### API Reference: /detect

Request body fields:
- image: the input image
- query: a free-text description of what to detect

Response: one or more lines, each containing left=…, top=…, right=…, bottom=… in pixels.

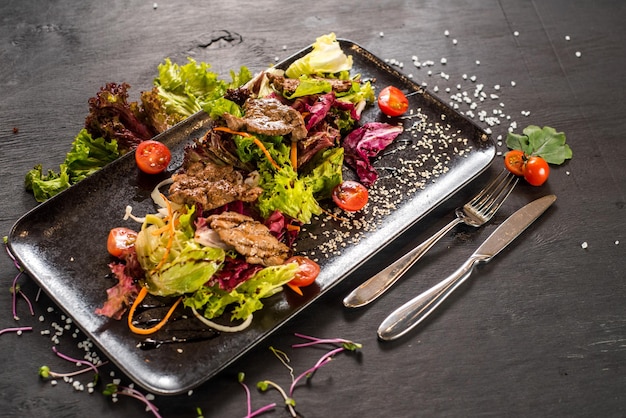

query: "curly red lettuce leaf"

left=342, top=122, right=403, bottom=187
left=95, top=262, right=140, bottom=320
left=85, top=82, right=156, bottom=151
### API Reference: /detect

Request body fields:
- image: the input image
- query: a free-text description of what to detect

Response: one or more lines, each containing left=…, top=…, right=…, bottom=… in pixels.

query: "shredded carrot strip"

left=290, top=141, right=298, bottom=171
left=127, top=287, right=183, bottom=335
left=151, top=194, right=175, bottom=273
left=287, top=283, right=303, bottom=296
left=286, top=224, right=301, bottom=233
left=213, top=126, right=281, bottom=170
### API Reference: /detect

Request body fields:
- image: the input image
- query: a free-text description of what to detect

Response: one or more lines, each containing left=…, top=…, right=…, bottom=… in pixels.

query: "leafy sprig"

left=506, top=125, right=572, bottom=164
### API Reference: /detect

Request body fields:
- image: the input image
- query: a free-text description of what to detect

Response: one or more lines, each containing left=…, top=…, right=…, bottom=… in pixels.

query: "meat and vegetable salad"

left=94, top=33, right=404, bottom=334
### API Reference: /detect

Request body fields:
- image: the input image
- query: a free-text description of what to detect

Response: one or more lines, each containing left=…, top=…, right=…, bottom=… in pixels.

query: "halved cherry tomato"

left=331, top=180, right=369, bottom=212
left=135, top=140, right=171, bottom=174
left=287, top=256, right=320, bottom=288
left=107, top=227, right=138, bottom=258
left=523, top=156, right=550, bottom=186
left=377, top=86, right=409, bottom=117
left=504, top=150, right=526, bottom=176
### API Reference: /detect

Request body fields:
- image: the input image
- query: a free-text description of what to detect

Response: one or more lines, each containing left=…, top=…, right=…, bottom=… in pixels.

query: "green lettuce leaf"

left=336, top=79, right=376, bottom=106
left=284, top=76, right=332, bottom=99
left=25, top=164, right=71, bottom=203
left=154, top=58, right=252, bottom=119
left=65, top=129, right=120, bottom=182
left=202, top=97, right=242, bottom=120
left=135, top=207, right=226, bottom=297
left=24, top=129, right=119, bottom=202
left=243, top=136, right=323, bottom=223
left=285, top=33, right=353, bottom=78
left=302, top=147, right=344, bottom=199
left=183, top=263, right=298, bottom=321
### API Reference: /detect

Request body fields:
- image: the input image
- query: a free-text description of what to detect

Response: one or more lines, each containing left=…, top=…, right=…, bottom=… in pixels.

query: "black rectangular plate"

left=8, top=40, right=495, bottom=395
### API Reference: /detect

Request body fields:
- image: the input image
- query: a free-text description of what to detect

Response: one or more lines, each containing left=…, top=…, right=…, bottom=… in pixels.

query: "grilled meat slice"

left=207, top=212, right=290, bottom=266
left=222, top=97, right=307, bottom=141
left=168, top=160, right=262, bottom=211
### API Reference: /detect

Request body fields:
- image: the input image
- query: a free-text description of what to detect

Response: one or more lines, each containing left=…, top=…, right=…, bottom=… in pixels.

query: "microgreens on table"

left=0, top=326, right=32, bottom=336
left=103, top=383, right=161, bottom=418
left=39, top=346, right=106, bottom=386
left=238, top=372, right=277, bottom=418
left=4, top=236, right=34, bottom=321
left=254, top=333, right=362, bottom=417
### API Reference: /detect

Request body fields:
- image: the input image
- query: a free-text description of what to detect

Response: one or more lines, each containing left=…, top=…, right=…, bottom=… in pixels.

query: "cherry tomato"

left=504, top=150, right=526, bottom=176
left=331, top=180, right=369, bottom=212
left=107, top=227, right=138, bottom=257
left=286, top=256, right=320, bottom=288
left=135, top=140, right=171, bottom=174
left=523, top=156, right=550, bottom=186
left=377, top=86, right=409, bottom=117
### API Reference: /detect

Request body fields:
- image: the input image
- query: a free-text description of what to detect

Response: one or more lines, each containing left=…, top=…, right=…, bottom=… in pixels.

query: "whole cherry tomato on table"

left=332, top=180, right=369, bottom=212
left=523, top=156, right=550, bottom=186
left=135, top=140, right=172, bottom=174
left=377, top=86, right=409, bottom=117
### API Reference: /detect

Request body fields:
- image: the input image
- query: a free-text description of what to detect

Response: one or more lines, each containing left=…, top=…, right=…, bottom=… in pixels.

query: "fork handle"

left=377, top=254, right=484, bottom=341
left=343, top=217, right=462, bottom=308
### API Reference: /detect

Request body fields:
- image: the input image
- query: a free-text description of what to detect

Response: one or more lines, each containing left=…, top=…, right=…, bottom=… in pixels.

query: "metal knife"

left=377, top=194, right=556, bottom=341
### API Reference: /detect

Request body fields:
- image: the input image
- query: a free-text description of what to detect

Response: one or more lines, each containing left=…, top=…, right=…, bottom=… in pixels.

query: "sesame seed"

left=575, top=51, right=582, bottom=58
left=581, top=242, right=588, bottom=249
left=513, top=31, right=520, bottom=37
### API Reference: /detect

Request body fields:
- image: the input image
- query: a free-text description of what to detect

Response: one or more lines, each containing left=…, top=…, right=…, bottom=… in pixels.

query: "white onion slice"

left=123, top=205, right=146, bottom=223
left=191, top=307, right=253, bottom=333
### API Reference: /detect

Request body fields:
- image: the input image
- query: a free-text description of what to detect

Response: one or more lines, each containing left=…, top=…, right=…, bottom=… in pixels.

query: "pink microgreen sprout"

left=103, top=383, right=161, bottom=418
left=4, top=236, right=34, bottom=320
left=39, top=346, right=107, bottom=383
left=256, top=379, right=297, bottom=417
left=239, top=372, right=276, bottom=418
left=288, top=333, right=362, bottom=396
left=0, top=326, right=32, bottom=336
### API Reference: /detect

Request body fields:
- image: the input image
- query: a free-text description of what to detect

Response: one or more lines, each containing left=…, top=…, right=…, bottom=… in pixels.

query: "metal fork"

left=343, top=169, right=518, bottom=308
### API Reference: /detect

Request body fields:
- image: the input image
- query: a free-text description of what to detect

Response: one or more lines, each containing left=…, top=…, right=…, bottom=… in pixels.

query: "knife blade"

left=377, top=194, right=556, bottom=341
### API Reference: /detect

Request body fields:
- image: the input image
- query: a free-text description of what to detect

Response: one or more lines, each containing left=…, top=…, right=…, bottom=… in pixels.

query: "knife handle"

left=343, top=217, right=462, bottom=308
left=377, top=254, right=485, bottom=341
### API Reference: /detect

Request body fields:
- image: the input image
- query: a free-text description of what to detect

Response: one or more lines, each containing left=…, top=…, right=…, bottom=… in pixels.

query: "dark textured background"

left=1, top=1, right=624, bottom=417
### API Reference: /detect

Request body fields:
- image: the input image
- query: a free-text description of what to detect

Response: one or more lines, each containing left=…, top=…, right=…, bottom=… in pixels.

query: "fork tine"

left=469, top=170, right=518, bottom=218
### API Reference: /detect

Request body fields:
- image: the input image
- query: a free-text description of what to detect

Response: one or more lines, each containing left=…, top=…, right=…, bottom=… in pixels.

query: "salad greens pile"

left=88, top=33, right=403, bottom=331
left=25, top=60, right=251, bottom=202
